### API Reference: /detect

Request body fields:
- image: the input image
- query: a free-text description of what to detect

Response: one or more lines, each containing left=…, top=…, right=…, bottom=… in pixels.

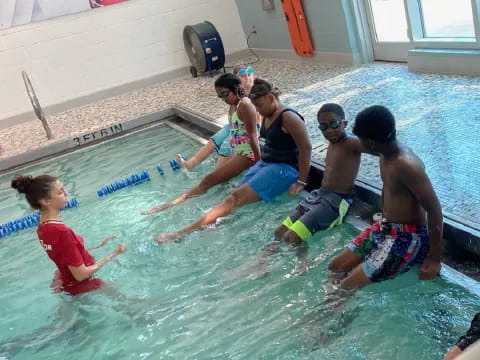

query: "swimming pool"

left=0, top=123, right=479, bottom=359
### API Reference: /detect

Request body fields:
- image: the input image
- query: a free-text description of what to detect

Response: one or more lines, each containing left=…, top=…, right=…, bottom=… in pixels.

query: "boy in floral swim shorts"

left=329, top=105, right=443, bottom=289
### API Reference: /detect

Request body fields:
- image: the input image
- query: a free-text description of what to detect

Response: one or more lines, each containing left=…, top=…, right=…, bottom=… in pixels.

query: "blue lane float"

left=63, top=198, right=79, bottom=210
left=96, top=170, right=150, bottom=197
left=0, top=198, right=79, bottom=238
left=169, top=159, right=180, bottom=170
left=157, top=165, right=164, bottom=176
left=169, top=155, right=187, bottom=171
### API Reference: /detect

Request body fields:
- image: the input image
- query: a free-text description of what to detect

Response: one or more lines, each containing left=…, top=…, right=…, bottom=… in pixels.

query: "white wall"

left=0, top=0, right=247, bottom=123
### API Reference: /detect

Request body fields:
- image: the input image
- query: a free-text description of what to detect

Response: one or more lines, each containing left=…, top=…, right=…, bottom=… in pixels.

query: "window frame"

left=406, top=0, right=480, bottom=49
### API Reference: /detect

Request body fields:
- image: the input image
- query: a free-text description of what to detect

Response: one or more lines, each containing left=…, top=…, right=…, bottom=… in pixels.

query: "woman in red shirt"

left=11, top=174, right=126, bottom=296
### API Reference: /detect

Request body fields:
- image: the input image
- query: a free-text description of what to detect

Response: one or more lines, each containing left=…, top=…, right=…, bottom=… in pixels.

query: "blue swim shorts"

left=211, top=124, right=231, bottom=157
left=237, top=160, right=298, bottom=201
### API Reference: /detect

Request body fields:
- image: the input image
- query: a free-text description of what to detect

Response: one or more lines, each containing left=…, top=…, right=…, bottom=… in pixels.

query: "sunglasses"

left=218, top=90, right=230, bottom=99
left=318, top=120, right=344, bottom=131
left=248, top=93, right=267, bottom=101
left=237, top=67, right=255, bottom=76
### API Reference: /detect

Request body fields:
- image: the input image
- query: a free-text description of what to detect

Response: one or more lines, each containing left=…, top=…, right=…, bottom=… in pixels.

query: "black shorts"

left=282, top=188, right=352, bottom=241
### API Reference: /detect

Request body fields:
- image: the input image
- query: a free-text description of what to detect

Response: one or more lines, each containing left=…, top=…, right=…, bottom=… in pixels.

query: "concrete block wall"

left=0, top=0, right=247, bottom=125
left=234, top=0, right=362, bottom=65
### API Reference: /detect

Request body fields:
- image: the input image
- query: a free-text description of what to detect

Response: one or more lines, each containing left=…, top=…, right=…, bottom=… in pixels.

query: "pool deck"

left=1, top=57, right=480, bottom=237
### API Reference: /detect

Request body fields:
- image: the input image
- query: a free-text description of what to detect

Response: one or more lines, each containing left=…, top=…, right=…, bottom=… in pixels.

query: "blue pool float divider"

left=63, top=198, right=79, bottom=210
left=169, top=159, right=180, bottom=170
left=157, top=165, right=164, bottom=175
left=0, top=198, right=79, bottom=238
left=168, top=155, right=187, bottom=171
left=96, top=170, right=150, bottom=197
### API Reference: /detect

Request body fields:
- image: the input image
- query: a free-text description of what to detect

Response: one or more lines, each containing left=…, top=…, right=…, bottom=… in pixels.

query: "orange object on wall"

left=99, top=0, right=127, bottom=5
left=280, top=0, right=314, bottom=56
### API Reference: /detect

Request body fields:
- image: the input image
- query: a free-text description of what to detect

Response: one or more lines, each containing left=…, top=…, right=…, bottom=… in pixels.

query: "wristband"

left=296, top=179, right=307, bottom=186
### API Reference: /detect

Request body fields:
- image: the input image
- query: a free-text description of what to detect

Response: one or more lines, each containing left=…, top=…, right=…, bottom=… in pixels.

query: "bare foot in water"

left=176, top=154, right=191, bottom=171
left=154, top=232, right=180, bottom=244
left=140, top=203, right=173, bottom=215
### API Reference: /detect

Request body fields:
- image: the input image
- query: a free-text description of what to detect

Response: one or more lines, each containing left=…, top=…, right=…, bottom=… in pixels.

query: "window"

left=370, top=0, right=409, bottom=41
left=419, top=0, right=475, bottom=38
left=364, top=0, right=480, bottom=62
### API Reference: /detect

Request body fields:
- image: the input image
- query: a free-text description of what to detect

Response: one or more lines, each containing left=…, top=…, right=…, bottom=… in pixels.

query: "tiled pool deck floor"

left=1, top=58, right=479, bottom=229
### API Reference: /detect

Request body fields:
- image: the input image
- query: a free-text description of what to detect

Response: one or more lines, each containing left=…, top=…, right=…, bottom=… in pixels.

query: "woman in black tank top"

left=260, top=108, right=303, bottom=166
left=154, top=79, right=312, bottom=243
left=251, top=78, right=312, bottom=191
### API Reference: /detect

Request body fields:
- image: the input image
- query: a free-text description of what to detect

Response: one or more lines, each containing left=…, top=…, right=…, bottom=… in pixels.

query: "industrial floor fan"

left=183, top=21, right=225, bottom=77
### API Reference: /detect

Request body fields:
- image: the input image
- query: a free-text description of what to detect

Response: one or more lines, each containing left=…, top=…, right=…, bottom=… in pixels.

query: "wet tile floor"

left=1, top=58, right=479, bottom=228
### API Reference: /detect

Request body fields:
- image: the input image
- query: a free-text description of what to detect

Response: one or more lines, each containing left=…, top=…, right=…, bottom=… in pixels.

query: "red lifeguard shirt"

left=37, top=222, right=103, bottom=296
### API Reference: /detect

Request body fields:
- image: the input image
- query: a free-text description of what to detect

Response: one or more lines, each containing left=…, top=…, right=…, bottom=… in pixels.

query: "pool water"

left=0, top=124, right=479, bottom=360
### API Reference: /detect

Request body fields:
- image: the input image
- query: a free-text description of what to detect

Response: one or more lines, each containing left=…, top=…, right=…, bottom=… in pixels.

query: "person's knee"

left=200, top=172, right=221, bottom=190
left=329, top=257, right=347, bottom=272
left=340, top=267, right=371, bottom=290
left=284, top=230, right=302, bottom=246
left=207, top=139, right=216, bottom=148
left=224, top=191, right=241, bottom=208
left=328, top=248, right=361, bottom=273
left=274, top=225, right=287, bottom=241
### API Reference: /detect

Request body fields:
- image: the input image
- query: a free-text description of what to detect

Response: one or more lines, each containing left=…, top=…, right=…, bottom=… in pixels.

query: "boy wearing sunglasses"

left=265, top=103, right=361, bottom=273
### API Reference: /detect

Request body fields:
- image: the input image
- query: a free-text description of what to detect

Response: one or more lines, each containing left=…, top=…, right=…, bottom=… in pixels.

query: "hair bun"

left=11, top=174, right=34, bottom=194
